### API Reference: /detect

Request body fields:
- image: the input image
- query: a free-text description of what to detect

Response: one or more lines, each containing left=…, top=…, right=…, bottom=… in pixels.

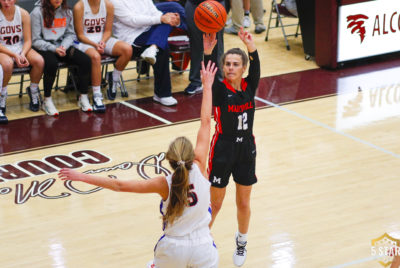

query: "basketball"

left=194, top=1, right=227, bottom=33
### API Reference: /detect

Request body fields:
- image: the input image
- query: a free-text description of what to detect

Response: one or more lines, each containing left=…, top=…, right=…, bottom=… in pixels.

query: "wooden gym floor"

left=1, top=1, right=400, bottom=267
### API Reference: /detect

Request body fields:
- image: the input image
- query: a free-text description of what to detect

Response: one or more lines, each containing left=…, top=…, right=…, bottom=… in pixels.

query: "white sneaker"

left=43, top=98, right=59, bottom=116
left=140, top=46, right=158, bottom=65
left=243, top=15, right=251, bottom=28
left=153, top=95, right=177, bottom=106
left=233, top=233, right=247, bottom=267
left=78, top=94, right=93, bottom=112
left=146, top=260, right=155, bottom=268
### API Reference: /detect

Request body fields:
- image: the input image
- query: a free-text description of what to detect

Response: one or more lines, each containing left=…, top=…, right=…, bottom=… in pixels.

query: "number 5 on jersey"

left=188, top=184, right=198, bottom=207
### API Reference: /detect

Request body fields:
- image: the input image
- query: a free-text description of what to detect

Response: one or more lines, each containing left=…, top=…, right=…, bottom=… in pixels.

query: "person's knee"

left=90, top=52, right=101, bottom=65
left=157, top=1, right=183, bottom=12
left=236, top=198, right=251, bottom=212
left=31, top=55, right=44, bottom=70
left=80, top=54, right=92, bottom=71
left=0, top=56, right=14, bottom=73
left=211, top=201, right=223, bottom=214
left=121, top=43, right=133, bottom=58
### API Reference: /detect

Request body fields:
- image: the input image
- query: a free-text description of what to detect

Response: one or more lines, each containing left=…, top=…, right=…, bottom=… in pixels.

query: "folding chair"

left=265, top=0, right=300, bottom=50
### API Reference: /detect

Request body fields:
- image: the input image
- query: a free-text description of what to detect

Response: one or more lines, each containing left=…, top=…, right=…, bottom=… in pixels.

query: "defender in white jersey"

left=73, top=0, right=132, bottom=106
left=58, top=36, right=219, bottom=268
left=0, top=0, right=44, bottom=123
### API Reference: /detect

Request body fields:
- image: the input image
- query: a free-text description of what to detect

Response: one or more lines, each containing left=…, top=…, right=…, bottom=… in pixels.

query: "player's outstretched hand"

left=200, top=60, right=217, bottom=92
left=238, top=27, right=256, bottom=53
left=58, top=168, right=83, bottom=181
left=203, top=32, right=217, bottom=55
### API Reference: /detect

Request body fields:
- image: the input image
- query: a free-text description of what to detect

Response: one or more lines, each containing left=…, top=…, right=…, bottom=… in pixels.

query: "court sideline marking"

left=256, top=96, right=398, bottom=267
left=328, top=255, right=380, bottom=268
left=120, top=101, right=172, bottom=124
left=255, top=96, right=400, bottom=159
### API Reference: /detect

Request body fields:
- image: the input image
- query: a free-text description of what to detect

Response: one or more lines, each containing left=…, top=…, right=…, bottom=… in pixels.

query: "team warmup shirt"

left=0, top=6, right=23, bottom=55
left=205, top=50, right=260, bottom=138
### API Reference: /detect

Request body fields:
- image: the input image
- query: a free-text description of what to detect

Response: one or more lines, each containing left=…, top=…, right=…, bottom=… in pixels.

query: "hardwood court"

left=1, top=1, right=400, bottom=267
left=2, top=94, right=400, bottom=267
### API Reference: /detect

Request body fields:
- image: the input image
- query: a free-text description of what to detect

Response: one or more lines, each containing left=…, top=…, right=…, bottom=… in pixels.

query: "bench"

left=11, top=0, right=190, bottom=101
left=11, top=41, right=190, bottom=101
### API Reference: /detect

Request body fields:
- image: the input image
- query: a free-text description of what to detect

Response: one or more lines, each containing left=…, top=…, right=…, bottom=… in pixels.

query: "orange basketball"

left=194, top=1, right=227, bottom=33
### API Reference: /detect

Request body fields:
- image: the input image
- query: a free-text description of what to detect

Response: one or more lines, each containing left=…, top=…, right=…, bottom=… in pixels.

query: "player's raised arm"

left=194, top=59, right=217, bottom=175
left=238, top=27, right=256, bottom=53
left=203, top=32, right=217, bottom=56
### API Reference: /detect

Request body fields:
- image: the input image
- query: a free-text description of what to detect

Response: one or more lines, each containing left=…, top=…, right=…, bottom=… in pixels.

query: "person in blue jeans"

left=110, top=0, right=187, bottom=106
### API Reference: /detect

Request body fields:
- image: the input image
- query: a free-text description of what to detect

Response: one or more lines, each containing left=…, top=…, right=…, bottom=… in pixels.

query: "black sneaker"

left=106, top=72, right=117, bottom=100
left=184, top=84, right=203, bottom=95
left=0, top=109, right=8, bottom=124
left=0, top=92, right=6, bottom=114
left=26, top=87, right=41, bottom=112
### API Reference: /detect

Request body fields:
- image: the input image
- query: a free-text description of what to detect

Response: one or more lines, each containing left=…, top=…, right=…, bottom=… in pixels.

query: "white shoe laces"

left=0, top=93, right=7, bottom=108
left=31, top=92, right=39, bottom=104
left=93, top=94, right=104, bottom=106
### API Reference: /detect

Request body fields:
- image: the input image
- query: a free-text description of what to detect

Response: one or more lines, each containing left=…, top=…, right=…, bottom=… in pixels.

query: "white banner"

left=337, top=0, right=400, bottom=62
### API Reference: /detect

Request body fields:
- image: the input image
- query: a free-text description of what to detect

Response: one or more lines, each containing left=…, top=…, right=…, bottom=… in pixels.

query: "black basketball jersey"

left=205, top=50, right=260, bottom=138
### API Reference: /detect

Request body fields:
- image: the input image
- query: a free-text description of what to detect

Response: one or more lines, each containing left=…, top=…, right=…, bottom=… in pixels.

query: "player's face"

left=223, top=54, right=246, bottom=83
left=0, top=0, right=16, bottom=9
left=50, top=0, right=63, bottom=9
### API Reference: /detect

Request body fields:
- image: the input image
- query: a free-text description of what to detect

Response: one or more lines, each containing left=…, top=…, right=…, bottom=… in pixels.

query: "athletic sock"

left=92, top=86, right=101, bottom=94
left=237, top=231, right=248, bottom=244
left=112, top=69, right=122, bottom=82
left=30, top=83, right=39, bottom=93
left=1, top=86, right=7, bottom=95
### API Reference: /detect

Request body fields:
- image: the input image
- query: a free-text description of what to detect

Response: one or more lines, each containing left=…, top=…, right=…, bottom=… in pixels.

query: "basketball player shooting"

left=205, top=27, right=259, bottom=267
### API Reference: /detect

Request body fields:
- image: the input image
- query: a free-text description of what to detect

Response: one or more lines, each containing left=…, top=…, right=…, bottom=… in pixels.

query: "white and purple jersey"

left=160, top=163, right=212, bottom=239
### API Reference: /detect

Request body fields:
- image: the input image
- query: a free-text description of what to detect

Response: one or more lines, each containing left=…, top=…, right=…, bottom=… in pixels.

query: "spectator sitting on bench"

left=31, top=0, right=92, bottom=116
left=110, top=0, right=187, bottom=106
left=0, top=0, right=44, bottom=124
left=73, top=0, right=132, bottom=105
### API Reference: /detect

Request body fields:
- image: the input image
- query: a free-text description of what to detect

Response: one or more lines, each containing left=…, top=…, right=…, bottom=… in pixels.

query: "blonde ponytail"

left=164, top=137, right=194, bottom=226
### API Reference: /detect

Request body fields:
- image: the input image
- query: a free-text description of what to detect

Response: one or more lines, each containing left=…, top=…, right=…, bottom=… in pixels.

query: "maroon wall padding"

left=315, top=0, right=338, bottom=69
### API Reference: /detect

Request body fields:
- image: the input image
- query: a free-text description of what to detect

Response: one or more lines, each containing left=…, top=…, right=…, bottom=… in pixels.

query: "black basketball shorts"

left=208, top=134, right=257, bottom=188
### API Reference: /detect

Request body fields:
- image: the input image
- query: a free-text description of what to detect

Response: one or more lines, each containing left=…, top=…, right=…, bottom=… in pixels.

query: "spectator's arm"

left=31, top=8, right=57, bottom=52
left=112, top=0, right=162, bottom=27
left=60, top=10, right=76, bottom=49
